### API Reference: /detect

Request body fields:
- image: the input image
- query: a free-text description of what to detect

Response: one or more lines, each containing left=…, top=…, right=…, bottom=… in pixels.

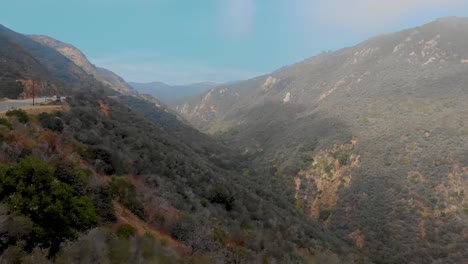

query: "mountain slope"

left=176, top=17, right=468, bottom=263
left=129, top=81, right=217, bottom=105
left=0, top=24, right=112, bottom=101
left=0, top=24, right=366, bottom=263
left=28, top=35, right=136, bottom=95
left=0, top=25, right=99, bottom=88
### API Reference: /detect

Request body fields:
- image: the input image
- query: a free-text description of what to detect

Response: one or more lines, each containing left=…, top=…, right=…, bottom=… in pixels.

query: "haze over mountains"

left=176, top=17, right=468, bottom=263
left=129, top=81, right=218, bottom=105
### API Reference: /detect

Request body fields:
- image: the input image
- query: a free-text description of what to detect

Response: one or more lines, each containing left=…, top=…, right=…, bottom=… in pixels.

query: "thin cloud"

left=219, top=0, right=256, bottom=39
left=292, top=0, right=468, bottom=31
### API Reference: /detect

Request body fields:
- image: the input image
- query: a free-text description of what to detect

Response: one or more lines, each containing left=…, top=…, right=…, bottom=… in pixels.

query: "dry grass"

left=21, top=104, right=70, bottom=114
left=0, top=105, right=69, bottom=117
left=112, top=201, right=191, bottom=256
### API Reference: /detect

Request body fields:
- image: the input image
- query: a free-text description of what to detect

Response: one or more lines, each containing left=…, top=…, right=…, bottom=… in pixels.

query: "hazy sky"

left=2, top=0, right=468, bottom=84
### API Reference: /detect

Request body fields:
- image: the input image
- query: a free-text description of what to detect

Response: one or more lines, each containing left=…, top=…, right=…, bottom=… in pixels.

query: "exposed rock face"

left=296, top=140, right=358, bottom=221
left=28, top=35, right=135, bottom=95
left=175, top=17, right=468, bottom=263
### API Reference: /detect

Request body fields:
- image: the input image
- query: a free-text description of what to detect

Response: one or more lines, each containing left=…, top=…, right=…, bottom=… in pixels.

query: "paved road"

left=0, top=98, right=46, bottom=112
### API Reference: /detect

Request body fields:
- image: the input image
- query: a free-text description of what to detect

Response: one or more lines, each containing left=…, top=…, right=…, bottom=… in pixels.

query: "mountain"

left=26, top=34, right=182, bottom=120
left=0, top=24, right=365, bottom=263
left=176, top=17, right=468, bottom=263
left=129, top=81, right=218, bottom=105
left=0, top=24, right=106, bottom=99
left=28, top=35, right=136, bottom=95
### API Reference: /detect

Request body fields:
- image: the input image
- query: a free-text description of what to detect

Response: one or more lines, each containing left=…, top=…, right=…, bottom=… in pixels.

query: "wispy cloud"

left=91, top=55, right=261, bottom=85
left=219, top=0, right=256, bottom=39
left=291, top=0, right=468, bottom=31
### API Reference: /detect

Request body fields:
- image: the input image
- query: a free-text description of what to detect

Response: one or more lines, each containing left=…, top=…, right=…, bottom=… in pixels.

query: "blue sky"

left=2, top=0, right=468, bottom=85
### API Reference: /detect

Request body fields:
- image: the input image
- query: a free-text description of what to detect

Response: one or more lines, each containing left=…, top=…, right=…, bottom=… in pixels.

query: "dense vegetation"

left=0, top=158, right=97, bottom=256
left=11, top=19, right=468, bottom=263
left=0, top=89, right=365, bottom=263
left=176, top=18, right=468, bottom=264
left=63, top=90, right=361, bottom=262
left=0, top=79, right=23, bottom=99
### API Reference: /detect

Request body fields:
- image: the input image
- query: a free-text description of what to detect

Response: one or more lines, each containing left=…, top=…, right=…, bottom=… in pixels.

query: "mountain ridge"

left=28, top=34, right=136, bottom=95
left=175, top=17, right=468, bottom=263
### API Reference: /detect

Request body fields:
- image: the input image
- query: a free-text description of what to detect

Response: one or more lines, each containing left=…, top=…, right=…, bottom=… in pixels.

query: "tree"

left=0, top=158, right=97, bottom=256
left=38, top=112, right=63, bottom=133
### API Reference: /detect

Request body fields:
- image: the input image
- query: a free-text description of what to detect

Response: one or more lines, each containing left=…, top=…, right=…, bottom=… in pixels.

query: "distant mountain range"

left=129, top=81, right=218, bottom=105
left=176, top=17, right=468, bottom=263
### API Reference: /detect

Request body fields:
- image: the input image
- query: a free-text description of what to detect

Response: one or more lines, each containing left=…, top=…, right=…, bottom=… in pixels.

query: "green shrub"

left=83, top=147, right=115, bottom=175
left=54, top=166, right=91, bottom=195
left=5, top=109, right=29, bottom=123
left=319, top=209, right=333, bottom=221
left=110, top=176, right=144, bottom=218
left=213, top=227, right=228, bottom=244
left=38, top=112, right=63, bottom=132
left=116, top=224, right=136, bottom=239
left=208, top=187, right=235, bottom=211
left=0, top=117, right=12, bottom=129
left=324, top=165, right=333, bottom=175
left=91, top=184, right=117, bottom=224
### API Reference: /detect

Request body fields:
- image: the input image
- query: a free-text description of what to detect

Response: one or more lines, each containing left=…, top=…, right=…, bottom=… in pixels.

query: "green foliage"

left=295, top=198, right=305, bottom=214
left=296, top=136, right=319, bottom=170
left=324, top=164, right=333, bottom=175
left=0, top=117, right=12, bottom=129
left=319, top=209, right=333, bottom=221
left=38, top=112, right=63, bottom=132
left=213, top=227, right=228, bottom=245
left=116, top=224, right=136, bottom=239
left=208, top=187, right=235, bottom=211
left=110, top=176, right=144, bottom=218
left=0, top=158, right=97, bottom=256
left=53, top=228, right=179, bottom=264
left=91, top=184, right=117, bottom=224
left=54, top=165, right=90, bottom=195
left=60, top=91, right=355, bottom=262
left=82, top=147, right=115, bottom=175
left=6, top=108, right=29, bottom=123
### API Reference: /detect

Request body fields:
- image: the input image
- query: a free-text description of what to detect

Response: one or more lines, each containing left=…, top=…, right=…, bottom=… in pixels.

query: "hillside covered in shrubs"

left=0, top=91, right=365, bottom=263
